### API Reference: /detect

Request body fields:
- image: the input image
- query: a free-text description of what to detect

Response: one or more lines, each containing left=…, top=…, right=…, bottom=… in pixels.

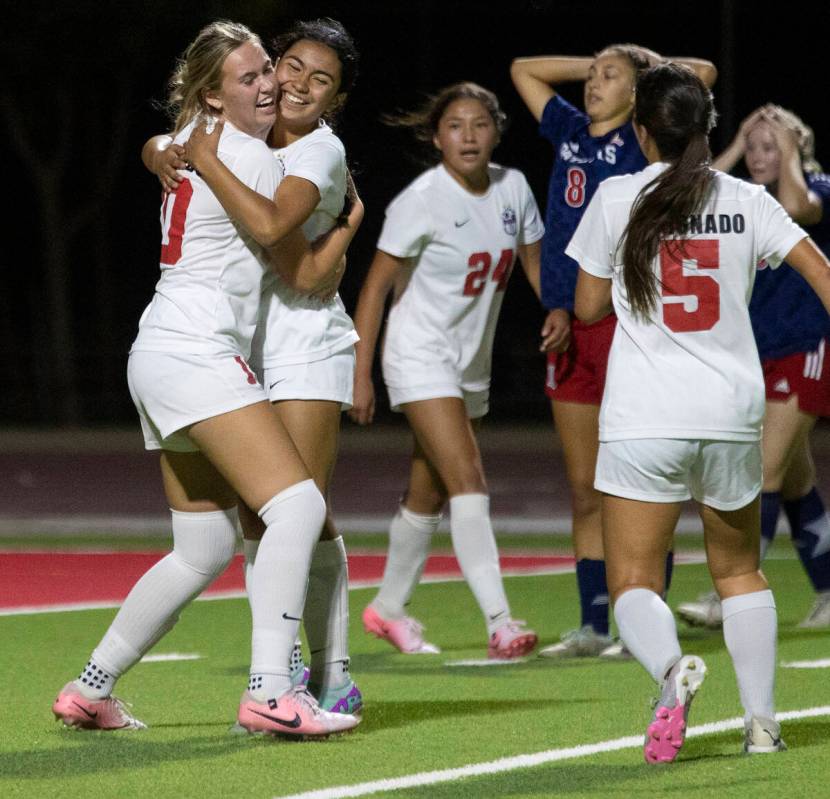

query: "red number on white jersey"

left=491, top=248, right=515, bottom=292
left=160, top=179, right=194, bottom=266
left=564, top=167, right=587, bottom=208
left=463, top=249, right=515, bottom=296
left=660, top=239, right=720, bottom=332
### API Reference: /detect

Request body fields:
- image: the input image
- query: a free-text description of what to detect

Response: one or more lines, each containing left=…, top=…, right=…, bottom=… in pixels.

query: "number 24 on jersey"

left=463, top=248, right=515, bottom=296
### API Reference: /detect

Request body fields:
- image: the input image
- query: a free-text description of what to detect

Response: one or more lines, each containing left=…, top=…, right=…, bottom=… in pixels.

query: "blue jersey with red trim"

left=539, top=95, right=647, bottom=310
left=750, top=172, right=830, bottom=359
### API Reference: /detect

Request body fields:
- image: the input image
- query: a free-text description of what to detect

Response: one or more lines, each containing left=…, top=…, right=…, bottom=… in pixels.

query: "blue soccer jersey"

left=749, top=172, right=830, bottom=359
left=539, top=95, right=647, bottom=310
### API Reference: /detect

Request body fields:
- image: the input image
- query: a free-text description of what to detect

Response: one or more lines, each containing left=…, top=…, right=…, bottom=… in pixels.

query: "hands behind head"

left=183, top=115, right=224, bottom=173
left=740, top=105, right=799, bottom=150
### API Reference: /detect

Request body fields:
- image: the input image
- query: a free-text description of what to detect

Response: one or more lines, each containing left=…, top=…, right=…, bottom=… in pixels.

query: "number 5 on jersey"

left=660, top=239, right=719, bottom=332
left=160, top=180, right=194, bottom=266
left=463, top=248, right=515, bottom=296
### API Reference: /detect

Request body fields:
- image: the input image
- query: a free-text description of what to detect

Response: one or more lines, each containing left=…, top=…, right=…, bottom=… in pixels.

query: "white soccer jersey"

left=254, top=121, right=358, bottom=368
left=378, top=163, right=544, bottom=390
left=566, top=162, right=808, bottom=442
left=131, top=120, right=280, bottom=358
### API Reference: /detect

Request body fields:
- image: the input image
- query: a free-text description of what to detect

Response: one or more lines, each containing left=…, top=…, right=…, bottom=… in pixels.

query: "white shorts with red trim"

left=127, top=350, right=268, bottom=452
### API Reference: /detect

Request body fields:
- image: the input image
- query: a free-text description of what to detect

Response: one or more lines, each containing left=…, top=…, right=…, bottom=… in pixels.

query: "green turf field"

left=2, top=539, right=829, bottom=798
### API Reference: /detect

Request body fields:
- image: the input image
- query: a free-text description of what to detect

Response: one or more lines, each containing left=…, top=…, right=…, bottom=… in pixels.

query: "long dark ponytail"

left=620, top=63, right=717, bottom=320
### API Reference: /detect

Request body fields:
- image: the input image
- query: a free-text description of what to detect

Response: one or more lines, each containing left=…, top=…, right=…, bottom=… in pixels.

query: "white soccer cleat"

left=744, top=716, right=787, bottom=754
left=797, top=591, right=830, bottom=628
left=598, top=639, right=633, bottom=660
left=538, top=625, right=614, bottom=659
left=676, top=590, right=723, bottom=629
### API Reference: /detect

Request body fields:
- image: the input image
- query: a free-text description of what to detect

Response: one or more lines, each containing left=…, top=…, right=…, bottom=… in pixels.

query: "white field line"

left=274, top=706, right=830, bottom=799
left=140, top=652, right=202, bottom=663
left=782, top=658, right=830, bottom=669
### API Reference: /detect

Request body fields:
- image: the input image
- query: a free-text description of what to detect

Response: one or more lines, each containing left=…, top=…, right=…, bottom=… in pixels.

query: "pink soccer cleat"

left=362, top=605, right=441, bottom=654
left=236, top=685, right=359, bottom=738
left=488, top=619, right=538, bottom=659
left=644, top=655, right=707, bottom=764
left=52, top=682, right=146, bottom=730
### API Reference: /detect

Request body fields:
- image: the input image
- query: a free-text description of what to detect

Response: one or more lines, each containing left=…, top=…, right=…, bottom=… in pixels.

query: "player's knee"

left=570, top=482, right=601, bottom=519
left=172, top=508, right=239, bottom=577
left=761, top=460, right=786, bottom=492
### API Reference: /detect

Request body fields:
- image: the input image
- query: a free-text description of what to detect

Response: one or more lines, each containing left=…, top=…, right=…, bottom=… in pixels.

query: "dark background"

left=3, top=0, right=826, bottom=427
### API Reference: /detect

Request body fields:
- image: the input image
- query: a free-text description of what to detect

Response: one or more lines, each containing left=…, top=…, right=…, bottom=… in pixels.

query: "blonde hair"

left=767, top=105, right=822, bottom=174
left=165, top=20, right=262, bottom=134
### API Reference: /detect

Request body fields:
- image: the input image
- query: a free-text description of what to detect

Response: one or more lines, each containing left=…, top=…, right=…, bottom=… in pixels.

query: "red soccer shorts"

left=545, top=313, right=616, bottom=405
left=763, top=339, right=830, bottom=418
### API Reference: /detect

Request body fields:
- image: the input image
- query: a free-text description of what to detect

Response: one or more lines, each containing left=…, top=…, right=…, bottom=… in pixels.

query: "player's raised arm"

left=510, top=56, right=593, bottom=122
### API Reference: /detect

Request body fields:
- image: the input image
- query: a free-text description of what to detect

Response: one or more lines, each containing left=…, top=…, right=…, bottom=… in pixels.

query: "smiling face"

left=432, top=98, right=499, bottom=191
left=204, top=40, right=276, bottom=139
left=745, top=122, right=782, bottom=186
left=584, top=51, right=636, bottom=129
left=274, top=38, right=343, bottom=132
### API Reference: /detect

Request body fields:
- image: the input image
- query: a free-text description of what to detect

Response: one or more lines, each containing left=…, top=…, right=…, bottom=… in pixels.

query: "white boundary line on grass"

left=274, top=706, right=830, bottom=799
left=781, top=658, right=830, bottom=669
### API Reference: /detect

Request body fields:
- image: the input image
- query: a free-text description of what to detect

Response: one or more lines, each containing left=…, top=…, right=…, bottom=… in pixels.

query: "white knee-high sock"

left=722, top=589, right=777, bottom=722
left=614, top=588, right=682, bottom=682
left=306, top=537, right=351, bottom=692
left=244, top=535, right=304, bottom=682
left=449, top=493, right=510, bottom=635
left=78, top=508, right=239, bottom=699
left=248, top=480, right=326, bottom=702
left=372, top=505, right=440, bottom=620
left=243, top=537, right=260, bottom=601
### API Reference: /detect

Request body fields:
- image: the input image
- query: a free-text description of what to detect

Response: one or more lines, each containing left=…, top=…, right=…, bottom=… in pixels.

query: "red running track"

left=0, top=551, right=574, bottom=612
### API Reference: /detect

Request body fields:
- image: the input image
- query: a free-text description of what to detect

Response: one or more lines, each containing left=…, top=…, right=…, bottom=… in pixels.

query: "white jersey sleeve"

left=376, top=188, right=435, bottom=259
left=289, top=138, right=342, bottom=206
left=752, top=188, right=808, bottom=268
left=565, top=182, right=614, bottom=277
left=517, top=173, right=545, bottom=247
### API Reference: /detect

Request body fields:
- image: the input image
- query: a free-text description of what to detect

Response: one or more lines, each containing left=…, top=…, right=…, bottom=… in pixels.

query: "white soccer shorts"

left=595, top=438, right=762, bottom=511
left=127, top=350, right=268, bottom=452
left=261, top=346, right=355, bottom=408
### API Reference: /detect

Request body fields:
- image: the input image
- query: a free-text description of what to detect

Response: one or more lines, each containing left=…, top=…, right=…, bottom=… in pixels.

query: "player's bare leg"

left=189, top=403, right=358, bottom=736
left=603, top=496, right=703, bottom=762
left=400, top=398, right=536, bottom=657
left=540, top=400, right=616, bottom=656
left=700, top=496, right=783, bottom=749
left=680, top=398, right=828, bottom=628
left=236, top=399, right=360, bottom=712
left=364, top=434, right=445, bottom=653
